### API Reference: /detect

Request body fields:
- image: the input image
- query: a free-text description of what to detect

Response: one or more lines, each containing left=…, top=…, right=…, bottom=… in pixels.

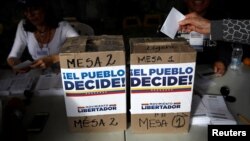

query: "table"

left=203, top=64, right=250, bottom=123
left=1, top=64, right=250, bottom=141
left=24, top=96, right=125, bottom=141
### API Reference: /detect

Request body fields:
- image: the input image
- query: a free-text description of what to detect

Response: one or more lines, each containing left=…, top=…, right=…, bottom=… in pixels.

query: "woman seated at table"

left=7, top=0, right=79, bottom=72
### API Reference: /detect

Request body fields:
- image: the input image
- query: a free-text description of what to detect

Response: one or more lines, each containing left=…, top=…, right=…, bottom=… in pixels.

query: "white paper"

left=35, top=74, right=62, bottom=90
left=191, top=95, right=207, bottom=116
left=130, top=63, right=196, bottom=114
left=61, top=66, right=127, bottom=116
left=191, top=94, right=210, bottom=125
left=191, top=94, right=237, bottom=125
left=0, top=79, right=12, bottom=91
left=189, top=31, right=204, bottom=46
left=0, top=79, right=12, bottom=96
left=9, top=74, right=34, bottom=95
left=160, top=7, right=185, bottom=39
left=13, top=60, right=32, bottom=70
left=202, top=95, right=237, bottom=125
left=35, top=73, right=63, bottom=96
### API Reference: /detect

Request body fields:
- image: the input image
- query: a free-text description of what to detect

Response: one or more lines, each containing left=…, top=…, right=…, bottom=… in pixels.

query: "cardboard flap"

left=130, top=37, right=191, bottom=54
left=60, top=36, right=88, bottom=53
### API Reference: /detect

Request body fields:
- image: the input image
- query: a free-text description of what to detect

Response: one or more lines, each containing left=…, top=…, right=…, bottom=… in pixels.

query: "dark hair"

left=18, top=0, right=61, bottom=32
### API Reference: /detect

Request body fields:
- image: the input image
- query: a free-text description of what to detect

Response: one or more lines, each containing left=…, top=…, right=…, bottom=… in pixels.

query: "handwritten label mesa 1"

left=138, top=113, right=188, bottom=130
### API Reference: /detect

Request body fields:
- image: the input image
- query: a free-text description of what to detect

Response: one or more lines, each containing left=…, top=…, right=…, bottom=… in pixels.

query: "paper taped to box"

left=59, top=35, right=127, bottom=132
left=129, top=37, right=196, bottom=133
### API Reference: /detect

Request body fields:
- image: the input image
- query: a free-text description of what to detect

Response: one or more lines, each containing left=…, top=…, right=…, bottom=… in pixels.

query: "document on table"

left=160, top=7, right=185, bottom=39
left=9, top=74, right=34, bottom=95
left=191, top=94, right=210, bottom=125
left=35, top=73, right=63, bottom=96
left=0, top=79, right=12, bottom=91
left=191, top=94, right=237, bottom=125
left=0, top=79, right=12, bottom=96
left=202, top=95, right=237, bottom=125
left=0, top=69, right=40, bottom=95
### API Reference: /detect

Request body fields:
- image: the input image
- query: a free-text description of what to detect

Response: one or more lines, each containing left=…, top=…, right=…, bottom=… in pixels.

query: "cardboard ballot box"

left=129, top=37, right=196, bottom=133
left=59, top=35, right=127, bottom=132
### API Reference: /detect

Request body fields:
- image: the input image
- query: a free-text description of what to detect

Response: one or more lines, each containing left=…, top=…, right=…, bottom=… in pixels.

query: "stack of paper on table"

left=0, top=79, right=12, bottom=96
left=191, top=94, right=237, bottom=125
left=191, top=94, right=210, bottom=125
left=0, top=73, right=34, bottom=96
left=9, top=74, right=34, bottom=95
left=202, top=94, right=237, bottom=125
left=35, top=73, right=63, bottom=96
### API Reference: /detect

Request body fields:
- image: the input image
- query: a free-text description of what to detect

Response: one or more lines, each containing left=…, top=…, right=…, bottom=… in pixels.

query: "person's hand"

left=30, top=55, right=59, bottom=69
left=7, top=57, right=20, bottom=67
left=179, top=12, right=211, bottom=34
left=213, top=61, right=226, bottom=77
left=7, top=57, right=30, bottom=73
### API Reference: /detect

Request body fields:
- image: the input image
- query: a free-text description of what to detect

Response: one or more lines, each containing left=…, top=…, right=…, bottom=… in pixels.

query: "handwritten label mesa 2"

left=65, top=54, right=116, bottom=68
left=72, top=117, right=119, bottom=128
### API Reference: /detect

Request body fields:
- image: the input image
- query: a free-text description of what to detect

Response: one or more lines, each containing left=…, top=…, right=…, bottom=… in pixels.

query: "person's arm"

left=61, top=21, right=79, bottom=37
left=210, top=20, right=223, bottom=41
left=179, top=13, right=250, bottom=45
left=212, top=19, right=250, bottom=45
left=7, top=20, right=28, bottom=69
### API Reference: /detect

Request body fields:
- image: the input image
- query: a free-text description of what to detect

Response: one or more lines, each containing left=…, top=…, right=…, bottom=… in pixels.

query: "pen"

left=202, top=71, right=215, bottom=76
left=237, top=113, right=250, bottom=125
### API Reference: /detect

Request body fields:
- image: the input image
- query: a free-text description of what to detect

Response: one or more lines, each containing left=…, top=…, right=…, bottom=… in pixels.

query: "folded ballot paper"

left=160, top=7, right=185, bottom=39
left=34, top=73, right=63, bottom=96
left=191, top=94, right=237, bottom=125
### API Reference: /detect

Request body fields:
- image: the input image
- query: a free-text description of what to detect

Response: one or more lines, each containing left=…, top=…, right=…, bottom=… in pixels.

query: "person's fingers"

left=179, top=13, right=199, bottom=25
left=40, top=63, right=46, bottom=69
left=179, top=19, right=190, bottom=26
left=31, top=59, right=48, bottom=69
left=185, top=12, right=199, bottom=18
left=216, top=69, right=223, bottom=77
left=214, top=61, right=226, bottom=77
left=7, top=58, right=20, bottom=66
left=214, top=67, right=223, bottom=77
left=30, top=60, right=42, bottom=68
left=179, top=17, right=198, bottom=28
left=30, top=61, right=37, bottom=68
left=9, top=59, right=15, bottom=66
left=31, top=62, right=46, bottom=69
left=214, top=66, right=218, bottom=73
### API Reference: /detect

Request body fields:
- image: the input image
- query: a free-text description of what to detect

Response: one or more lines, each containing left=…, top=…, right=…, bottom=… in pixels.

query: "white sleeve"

left=61, top=21, right=79, bottom=37
left=8, top=20, right=28, bottom=59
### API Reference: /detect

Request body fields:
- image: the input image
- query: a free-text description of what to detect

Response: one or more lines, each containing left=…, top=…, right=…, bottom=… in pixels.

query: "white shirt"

left=8, top=19, right=79, bottom=60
